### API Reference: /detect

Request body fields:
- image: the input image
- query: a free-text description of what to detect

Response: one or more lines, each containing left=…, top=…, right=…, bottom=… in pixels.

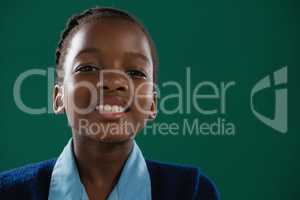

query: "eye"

left=75, top=65, right=99, bottom=73
left=126, top=69, right=147, bottom=79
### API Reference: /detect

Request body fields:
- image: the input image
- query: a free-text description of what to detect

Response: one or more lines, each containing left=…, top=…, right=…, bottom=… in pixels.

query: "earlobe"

left=53, top=84, right=65, bottom=114
left=148, top=112, right=156, bottom=120
left=148, top=92, right=157, bottom=120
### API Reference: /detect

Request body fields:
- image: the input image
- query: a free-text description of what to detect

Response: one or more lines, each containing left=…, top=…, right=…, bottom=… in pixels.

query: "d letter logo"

left=250, top=67, right=288, bottom=134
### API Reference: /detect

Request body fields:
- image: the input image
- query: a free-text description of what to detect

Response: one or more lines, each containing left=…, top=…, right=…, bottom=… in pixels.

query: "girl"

left=0, top=7, right=219, bottom=200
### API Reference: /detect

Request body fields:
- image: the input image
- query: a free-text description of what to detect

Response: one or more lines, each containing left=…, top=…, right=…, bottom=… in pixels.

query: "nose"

left=99, top=72, right=129, bottom=93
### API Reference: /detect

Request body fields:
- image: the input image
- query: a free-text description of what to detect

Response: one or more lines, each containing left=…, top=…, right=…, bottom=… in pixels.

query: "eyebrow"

left=76, top=47, right=101, bottom=57
left=123, top=51, right=150, bottom=64
left=75, top=48, right=150, bottom=64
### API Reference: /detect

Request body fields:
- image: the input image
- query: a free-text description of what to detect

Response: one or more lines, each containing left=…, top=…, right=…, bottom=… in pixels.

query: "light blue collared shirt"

left=48, top=139, right=151, bottom=200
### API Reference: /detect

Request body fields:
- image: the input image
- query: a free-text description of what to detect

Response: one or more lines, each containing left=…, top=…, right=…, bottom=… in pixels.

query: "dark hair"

left=55, top=7, right=158, bottom=85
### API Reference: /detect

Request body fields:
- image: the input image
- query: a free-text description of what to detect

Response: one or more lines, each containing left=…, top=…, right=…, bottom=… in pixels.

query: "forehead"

left=64, top=18, right=153, bottom=67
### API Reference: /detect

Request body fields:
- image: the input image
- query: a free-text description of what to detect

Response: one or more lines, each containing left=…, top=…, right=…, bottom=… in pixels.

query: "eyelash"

left=75, top=65, right=147, bottom=79
left=75, top=65, right=99, bottom=72
left=126, top=69, right=147, bottom=79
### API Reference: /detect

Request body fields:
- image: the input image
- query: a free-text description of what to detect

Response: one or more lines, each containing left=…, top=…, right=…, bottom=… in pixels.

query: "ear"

left=148, top=91, right=157, bottom=120
left=53, top=84, right=65, bottom=114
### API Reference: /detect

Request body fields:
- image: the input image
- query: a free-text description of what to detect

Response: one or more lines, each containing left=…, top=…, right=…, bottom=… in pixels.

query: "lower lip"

left=97, top=111, right=126, bottom=121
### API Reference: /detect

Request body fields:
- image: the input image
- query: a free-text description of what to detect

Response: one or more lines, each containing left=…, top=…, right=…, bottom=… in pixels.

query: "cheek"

left=133, top=82, right=154, bottom=115
left=74, top=87, right=94, bottom=108
left=64, top=78, right=98, bottom=112
left=63, top=80, right=98, bottom=130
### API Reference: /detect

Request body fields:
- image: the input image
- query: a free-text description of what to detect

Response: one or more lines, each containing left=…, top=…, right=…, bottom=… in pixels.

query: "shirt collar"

left=48, top=138, right=151, bottom=200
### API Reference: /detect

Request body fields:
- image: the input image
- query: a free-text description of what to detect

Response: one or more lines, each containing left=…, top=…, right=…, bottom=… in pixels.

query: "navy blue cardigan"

left=0, top=159, right=220, bottom=200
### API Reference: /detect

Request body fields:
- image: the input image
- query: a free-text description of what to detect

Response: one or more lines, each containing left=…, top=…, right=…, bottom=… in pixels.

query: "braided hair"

left=55, top=7, right=158, bottom=85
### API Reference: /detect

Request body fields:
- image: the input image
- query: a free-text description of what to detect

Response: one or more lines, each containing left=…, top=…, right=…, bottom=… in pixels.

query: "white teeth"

left=118, top=106, right=123, bottom=112
left=112, top=105, right=119, bottom=112
left=104, top=105, right=111, bottom=112
left=97, top=104, right=124, bottom=113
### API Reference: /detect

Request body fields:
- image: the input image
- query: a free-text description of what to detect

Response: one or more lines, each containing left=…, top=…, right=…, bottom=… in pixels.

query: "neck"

left=72, top=134, right=134, bottom=187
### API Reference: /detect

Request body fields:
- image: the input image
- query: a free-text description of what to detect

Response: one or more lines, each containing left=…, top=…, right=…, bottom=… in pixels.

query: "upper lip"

left=98, top=95, right=129, bottom=108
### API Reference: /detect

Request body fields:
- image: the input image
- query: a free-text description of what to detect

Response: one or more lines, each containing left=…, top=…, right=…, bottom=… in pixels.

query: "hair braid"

left=55, top=7, right=158, bottom=85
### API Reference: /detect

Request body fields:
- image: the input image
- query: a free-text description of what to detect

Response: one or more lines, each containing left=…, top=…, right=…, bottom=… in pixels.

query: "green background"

left=0, top=0, right=298, bottom=199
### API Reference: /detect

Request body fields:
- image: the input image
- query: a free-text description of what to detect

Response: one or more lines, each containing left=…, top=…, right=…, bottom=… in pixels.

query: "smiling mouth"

left=94, top=104, right=131, bottom=121
left=95, top=104, right=131, bottom=113
left=94, top=95, right=132, bottom=121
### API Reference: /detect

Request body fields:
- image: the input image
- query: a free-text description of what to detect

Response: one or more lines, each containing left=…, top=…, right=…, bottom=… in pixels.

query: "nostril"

left=101, top=78, right=129, bottom=91
left=103, top=86, right=109, bottom=90
left=102, top=85, right=127, bottom=91
left=117, top=86, right=127, bottom=91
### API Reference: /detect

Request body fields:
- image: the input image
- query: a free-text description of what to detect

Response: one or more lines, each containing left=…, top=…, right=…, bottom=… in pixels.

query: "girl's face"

left=54, top=18, right=156, bottom=143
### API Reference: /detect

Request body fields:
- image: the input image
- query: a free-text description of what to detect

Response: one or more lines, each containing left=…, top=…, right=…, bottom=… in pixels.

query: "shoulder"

left=0, top=159, right=56, bottom=199
left=146, top=159, right=220, bottom=200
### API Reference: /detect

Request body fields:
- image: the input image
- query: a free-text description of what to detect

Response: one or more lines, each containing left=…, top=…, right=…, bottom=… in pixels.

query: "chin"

left=83, top=128, right=135, bottom=144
